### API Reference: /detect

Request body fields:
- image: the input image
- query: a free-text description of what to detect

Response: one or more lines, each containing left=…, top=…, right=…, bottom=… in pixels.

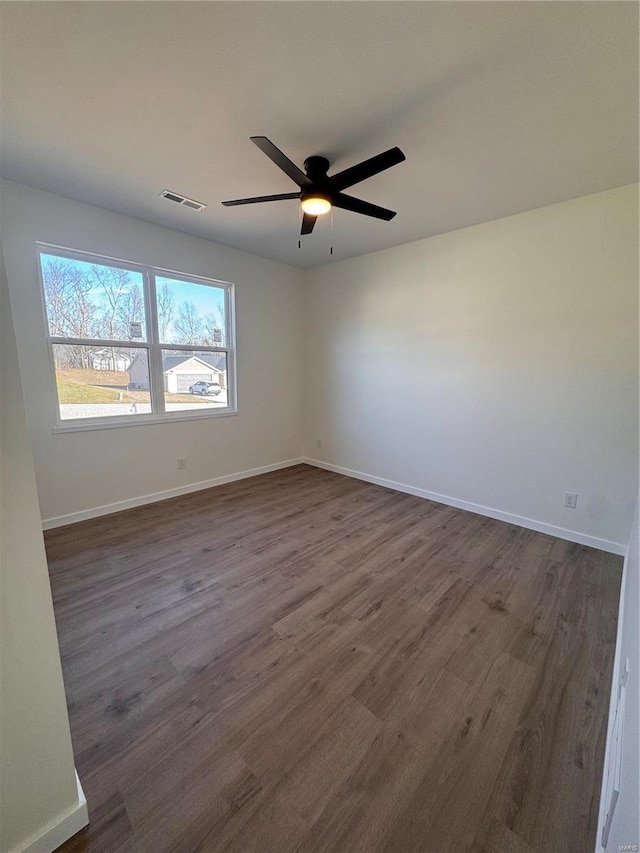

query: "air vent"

left=159, top=190, right=207, bottom=212
left=181, top=199, right=205, bottom=210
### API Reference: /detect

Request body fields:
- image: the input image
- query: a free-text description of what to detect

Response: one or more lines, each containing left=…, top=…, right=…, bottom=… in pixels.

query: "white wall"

left=303, top=184, right=638, bottom=551
left=0, top=242, right=87, bottom=852
left=596, top=497, right=640, bottom=852
left=0, top=180, right=303, bottom=524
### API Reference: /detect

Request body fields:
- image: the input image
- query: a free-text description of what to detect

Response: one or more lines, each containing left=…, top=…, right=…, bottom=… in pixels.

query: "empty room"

left=0, top=3, right=638, bottom=853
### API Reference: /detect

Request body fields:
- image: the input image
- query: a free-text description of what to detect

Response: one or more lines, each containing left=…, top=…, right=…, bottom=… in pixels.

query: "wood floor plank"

left=121, top=733, right=260, bottom=852
left=380, top=652, right=536, bottom=852
left=293, top=669, right=469, bottom=853
left=47, top=464, right=622, bottom=853
left=475, top=818, right=536, bottom=853
left=443, top=584, right=524, bottom=685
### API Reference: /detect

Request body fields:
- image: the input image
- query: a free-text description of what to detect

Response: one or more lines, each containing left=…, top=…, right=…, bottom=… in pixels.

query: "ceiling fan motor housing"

left=303, top=156, right=330, bottom=183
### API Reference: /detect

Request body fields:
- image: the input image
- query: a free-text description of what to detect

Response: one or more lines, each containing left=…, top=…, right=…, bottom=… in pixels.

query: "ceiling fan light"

left=300, top=195, right=331, bottom=216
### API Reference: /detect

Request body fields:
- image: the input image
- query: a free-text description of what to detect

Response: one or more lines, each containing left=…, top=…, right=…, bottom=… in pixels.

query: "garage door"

left=177, top=373, right=212, bottom=392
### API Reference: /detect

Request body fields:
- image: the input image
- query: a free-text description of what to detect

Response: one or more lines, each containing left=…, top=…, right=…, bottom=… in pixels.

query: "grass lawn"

left=58, top=368, right=130, bottom=388
left=56, top=373, right=211, bottom=406
left=56, top=376, right=130, bottom=404
left=130, top=390, right=210, bottom=404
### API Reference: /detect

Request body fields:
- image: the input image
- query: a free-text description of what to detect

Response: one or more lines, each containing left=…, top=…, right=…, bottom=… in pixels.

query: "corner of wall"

left=0, top=234, right=87, bottom=852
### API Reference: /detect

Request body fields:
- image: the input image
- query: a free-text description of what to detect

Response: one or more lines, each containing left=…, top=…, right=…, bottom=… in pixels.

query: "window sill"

left=52, top=408, right=239, bottom=433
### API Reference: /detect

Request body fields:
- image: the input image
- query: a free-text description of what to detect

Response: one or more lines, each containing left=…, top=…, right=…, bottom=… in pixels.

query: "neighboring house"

left=129, top=353, right=226, bottom=393
left=91, top=349, right=131, bottom=371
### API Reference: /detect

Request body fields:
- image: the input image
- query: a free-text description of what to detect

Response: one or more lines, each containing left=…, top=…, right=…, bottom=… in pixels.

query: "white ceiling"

left=0, top=2, right=637, bottom=269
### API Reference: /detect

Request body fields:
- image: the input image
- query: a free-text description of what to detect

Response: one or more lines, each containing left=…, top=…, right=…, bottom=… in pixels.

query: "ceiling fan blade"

left=251, top=137, right=312, bottom=188
left=221, top=192, right=301, bottom=207
left=332, top=193, right=397, bottom=221
left=330, top=147, right=406, bottom=192
left=301, top=213, right=317, bottom=235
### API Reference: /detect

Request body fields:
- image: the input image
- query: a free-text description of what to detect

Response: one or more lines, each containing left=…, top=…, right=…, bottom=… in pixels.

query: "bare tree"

left=203, top=309, right=225, bottom=346
left=174, top=300, right=204, bottom=345
left=42, top=259, right=69, bottom=337
left=90, top=265, right=131, bottom=337
left=90, top=264, right=137, bottom=370
left=114, top=283, right=145, bottom=368
left=42, top=258, right=96, bottom=367
left=157, top=283, right=174, bottom=342
left=116, top=284, right=144, bottom=337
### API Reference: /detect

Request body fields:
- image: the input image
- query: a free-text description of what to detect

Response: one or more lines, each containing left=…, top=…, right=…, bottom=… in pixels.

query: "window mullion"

left=49, top=336, right=150, bottom=349
left=226, top=284, right=236, bottom=410
left=145, top=270, right=165, bottom=416
left=154, top=343, right=229, bottom=355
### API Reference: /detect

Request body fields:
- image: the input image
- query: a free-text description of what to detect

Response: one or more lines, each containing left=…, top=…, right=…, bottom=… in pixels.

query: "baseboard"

left=303, top=457, right=626, bottom=556
left=15, top=771, right=88, bottom=853
left=42, top=458, right=304, bottom=529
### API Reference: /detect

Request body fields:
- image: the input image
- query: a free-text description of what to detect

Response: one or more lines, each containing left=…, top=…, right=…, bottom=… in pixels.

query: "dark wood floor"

left=46, top=464, right=622, bottom=853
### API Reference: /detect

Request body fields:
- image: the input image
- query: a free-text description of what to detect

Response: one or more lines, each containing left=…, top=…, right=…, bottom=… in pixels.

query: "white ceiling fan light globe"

left=300, top=196, right=332, bottom=216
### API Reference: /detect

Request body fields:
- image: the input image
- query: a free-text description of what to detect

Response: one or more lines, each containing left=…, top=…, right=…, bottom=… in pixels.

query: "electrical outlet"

left=564, top=492, right=578, bottom=509
left=316, top=439, right=322, bottom=449
left=177, top=457, right=187, bottom=470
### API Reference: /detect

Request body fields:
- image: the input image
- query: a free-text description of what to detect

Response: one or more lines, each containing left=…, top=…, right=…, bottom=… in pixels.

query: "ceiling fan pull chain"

left=330, top=208, right=333, bottom=255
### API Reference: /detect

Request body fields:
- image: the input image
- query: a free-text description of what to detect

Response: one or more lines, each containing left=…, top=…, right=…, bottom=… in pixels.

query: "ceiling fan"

left=222, top=137, right=406, bottom=235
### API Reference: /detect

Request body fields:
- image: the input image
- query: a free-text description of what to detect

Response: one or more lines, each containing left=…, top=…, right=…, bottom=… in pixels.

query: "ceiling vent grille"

left=159, top=190, right=207, bottom=212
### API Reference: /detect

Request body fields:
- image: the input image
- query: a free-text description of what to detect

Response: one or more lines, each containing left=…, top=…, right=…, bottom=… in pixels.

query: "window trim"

left=36, top=242, right=238, bottom=432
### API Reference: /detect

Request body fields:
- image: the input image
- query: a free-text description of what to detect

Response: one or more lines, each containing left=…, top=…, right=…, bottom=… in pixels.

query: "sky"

left=156, top=275, right=225, bottom=324
left=40, top=253, right=226, bottom=341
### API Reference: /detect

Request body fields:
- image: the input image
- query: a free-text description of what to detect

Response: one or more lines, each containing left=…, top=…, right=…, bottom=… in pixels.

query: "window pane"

left=161, top=349, right=228, bottom=411
left=53, top=344, right=151, bottom=420
left=40, top=253, right=147, bottom=342
left=156, top=276, right=226, bottom=347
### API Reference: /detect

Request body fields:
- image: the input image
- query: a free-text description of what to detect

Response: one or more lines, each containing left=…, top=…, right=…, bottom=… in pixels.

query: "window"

left=37, top=244, right=236, bottom=428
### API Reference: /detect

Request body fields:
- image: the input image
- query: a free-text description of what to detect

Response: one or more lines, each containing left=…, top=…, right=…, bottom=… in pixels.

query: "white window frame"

left=36, top=242, right=237, bottom=432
